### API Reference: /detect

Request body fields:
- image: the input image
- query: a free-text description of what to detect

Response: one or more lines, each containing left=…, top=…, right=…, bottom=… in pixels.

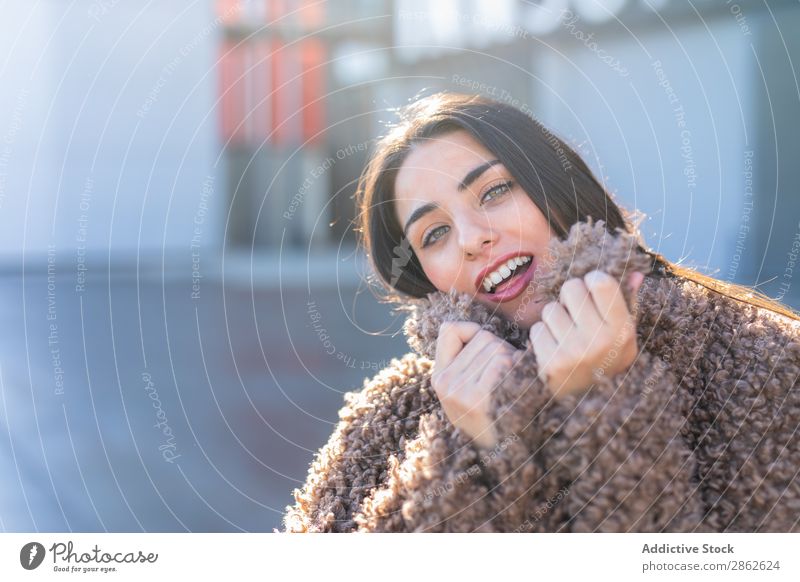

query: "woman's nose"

left=459, top=219, right=496, bottom=258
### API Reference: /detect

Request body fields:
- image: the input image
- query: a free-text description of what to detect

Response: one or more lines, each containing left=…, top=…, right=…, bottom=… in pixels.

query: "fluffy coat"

left=283, top=221, right=800, bottom=532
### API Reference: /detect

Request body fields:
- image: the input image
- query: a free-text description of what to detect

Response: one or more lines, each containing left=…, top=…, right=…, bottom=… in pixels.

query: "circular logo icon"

left=20, top=542, right=46, bottom=570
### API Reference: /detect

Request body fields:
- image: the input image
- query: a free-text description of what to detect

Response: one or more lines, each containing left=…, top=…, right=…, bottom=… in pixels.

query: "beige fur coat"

left=283, top=221, right=800, bottom=532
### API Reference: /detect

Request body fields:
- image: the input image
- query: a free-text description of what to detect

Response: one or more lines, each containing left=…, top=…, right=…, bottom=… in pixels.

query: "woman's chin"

left=464, top=283, right=544, bottom=330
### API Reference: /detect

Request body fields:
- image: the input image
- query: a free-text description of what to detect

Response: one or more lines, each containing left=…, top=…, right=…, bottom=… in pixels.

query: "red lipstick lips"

left=475, top=253, right=536, bottom=303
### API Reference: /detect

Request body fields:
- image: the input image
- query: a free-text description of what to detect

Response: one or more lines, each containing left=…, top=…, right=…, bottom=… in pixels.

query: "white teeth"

left=481, top=255, right=533, bottom=292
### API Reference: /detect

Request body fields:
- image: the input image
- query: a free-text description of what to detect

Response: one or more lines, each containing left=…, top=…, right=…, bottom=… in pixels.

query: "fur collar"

left=402, top=220, right=655, bottom=359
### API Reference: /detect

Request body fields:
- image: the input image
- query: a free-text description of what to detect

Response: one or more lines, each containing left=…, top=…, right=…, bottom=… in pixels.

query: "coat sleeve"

left=282, top=354, right=434, bottom=532
left=488, top=351, right=702, bottom=532
left=352, top=347, right=707, bottom=532
left=282, top=350, right=530, bottom=533
left=693, top=303, right=800, bottom=532
left=353, top=405, right=502, bottom=532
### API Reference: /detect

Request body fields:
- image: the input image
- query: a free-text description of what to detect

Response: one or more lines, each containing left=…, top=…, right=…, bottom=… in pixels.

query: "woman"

left=283, top=92, right=800, bottom=533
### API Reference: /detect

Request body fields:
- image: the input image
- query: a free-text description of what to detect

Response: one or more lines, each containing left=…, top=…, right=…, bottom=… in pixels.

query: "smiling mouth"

left=484, top=260, right=532, bottom=295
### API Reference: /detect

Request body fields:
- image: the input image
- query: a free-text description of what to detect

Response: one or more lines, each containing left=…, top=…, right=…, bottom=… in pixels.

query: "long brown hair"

left=355, top=92, right=799, bottom=321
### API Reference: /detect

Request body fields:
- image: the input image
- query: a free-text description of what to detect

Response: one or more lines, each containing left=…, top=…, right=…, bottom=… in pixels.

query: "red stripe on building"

left=301, top=38, right=326, bottom=144
left=251, top=39, right=272, bottom=144
left=216, top=0, right=240, bottom=24
left=270, top=39, right=290, bottom=146
left=219, top=39, right=246, bottom=145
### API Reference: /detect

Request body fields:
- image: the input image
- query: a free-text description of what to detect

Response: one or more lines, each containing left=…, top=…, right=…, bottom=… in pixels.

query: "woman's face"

left=393, top=130, right=554, bottom=329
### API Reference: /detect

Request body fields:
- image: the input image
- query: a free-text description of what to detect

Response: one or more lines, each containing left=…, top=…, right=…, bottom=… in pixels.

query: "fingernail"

left=584, top=270, right=605, bottom=286
left=629, top=271, right=644, bottom=292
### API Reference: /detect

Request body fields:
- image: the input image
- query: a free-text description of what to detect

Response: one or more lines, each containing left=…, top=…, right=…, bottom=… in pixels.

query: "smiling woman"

left=283, top=92, right=800, bottom=533
left=357, top=92, right=797, bottom=322
left=392, top=131, right=553, bottom=327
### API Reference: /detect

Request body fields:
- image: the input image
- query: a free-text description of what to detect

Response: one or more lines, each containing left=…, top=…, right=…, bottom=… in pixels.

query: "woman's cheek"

left=431, top=271, right=459, bottom=291
left=422, top=266, right=450, bottom=293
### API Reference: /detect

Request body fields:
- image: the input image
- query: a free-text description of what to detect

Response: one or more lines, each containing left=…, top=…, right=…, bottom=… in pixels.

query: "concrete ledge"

left=0, top=246, right=374, bottom=290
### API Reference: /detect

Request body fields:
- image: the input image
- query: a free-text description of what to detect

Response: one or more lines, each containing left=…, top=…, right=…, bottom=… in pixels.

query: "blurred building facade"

left=217, top=0, right=327, bottom=249
left=389, top=0, right=800, bottom=307
left=1, top=0, right=799, bottom=535
left=210, top=0, right=800, bottom=303
left=4, top=0, right=796, bottom=307
left=215, top=0, right=393, bottom=251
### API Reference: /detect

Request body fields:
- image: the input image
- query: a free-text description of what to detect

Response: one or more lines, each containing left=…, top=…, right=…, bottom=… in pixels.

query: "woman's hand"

left=431, top=322, right=520, bottom=449
left=530, top=270, right=645, bottom=398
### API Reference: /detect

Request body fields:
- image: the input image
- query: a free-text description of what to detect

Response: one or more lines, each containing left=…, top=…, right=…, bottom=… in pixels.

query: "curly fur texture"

left=283, top=221, right=800, bottom=532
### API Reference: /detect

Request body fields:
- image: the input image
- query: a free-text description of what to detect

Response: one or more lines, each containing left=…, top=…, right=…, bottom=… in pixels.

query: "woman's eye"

left=481, top=180, right=513, bottom=204
left=419, top=182, right=512, bottom=248
left=422, top=225, right=449, bottom=247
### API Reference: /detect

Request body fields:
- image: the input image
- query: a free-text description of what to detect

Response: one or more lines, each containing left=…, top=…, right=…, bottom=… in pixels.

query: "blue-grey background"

left=0, top=0, right=798, bottom=531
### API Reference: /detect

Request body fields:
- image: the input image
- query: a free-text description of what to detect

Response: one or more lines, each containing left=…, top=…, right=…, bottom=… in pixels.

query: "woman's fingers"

left=529, top=321, right=557, bottom=369
left=431, top=322, right=519, bottom=449
left=435, top=321, right=482, bottom=372
left=434, top=322, right=516, bottom=398
left=628, top=271, right=645, bottom=294
left=584, top=270, right=630, bottom=324
left=559, top=277, right=604, bottom=333
left=530, top=271, right=645, bottom=398
left=540, top=300, right=576, bottom=344
left=473, top=342, right=516, bottom=391
left=456, top=329, right=513, bottom=365
left=447, top=331, right=517, bottom=397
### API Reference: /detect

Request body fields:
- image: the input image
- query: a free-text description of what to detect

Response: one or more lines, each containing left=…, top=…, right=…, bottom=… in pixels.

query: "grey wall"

left=534, top=15, right=755, bottom=281
left=0, top=0, right=222, bottom=261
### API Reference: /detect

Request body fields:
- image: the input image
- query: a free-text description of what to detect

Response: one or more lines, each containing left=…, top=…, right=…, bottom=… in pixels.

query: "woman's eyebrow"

left=403, top=202, right=439, bottom=238
left=458, top=159, right=501, bottom=191
left=402, top=159, right=501, bottom=238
